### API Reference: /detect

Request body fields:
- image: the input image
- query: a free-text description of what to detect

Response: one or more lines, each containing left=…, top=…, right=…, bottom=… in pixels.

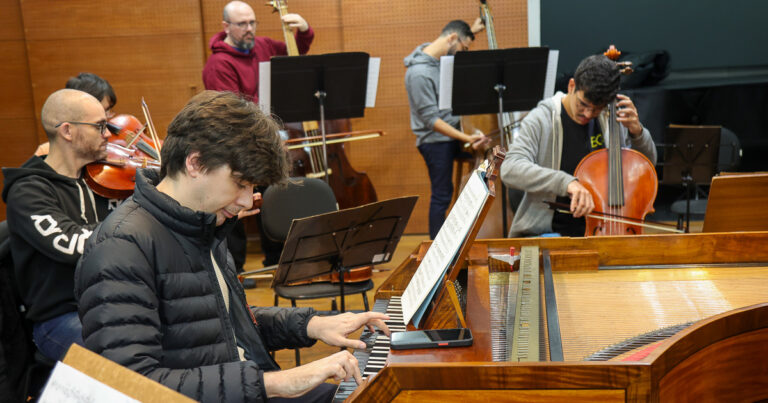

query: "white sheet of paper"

left=543, top=49, right=559, bottom=99
left=401, top=170, right=489, bottom=325
left=438, top=55, right=455, bottom=110
left=365, top=57, right=381, bottom=108
left=38, top=362, right=140, bottom=403
left=258, top=61, right=271, bottom=114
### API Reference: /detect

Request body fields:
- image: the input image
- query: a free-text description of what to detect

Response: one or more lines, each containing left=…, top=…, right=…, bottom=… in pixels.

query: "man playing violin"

left=75, top=91, right=390, bottom=403
left=2, top=89, right=111, bottom=360
left=35, top=72, right=118, bottom=158
left=500, top=54, right=657, bottom=237
left=203, top=0, right=313, bottom=102
left=404, top=19, right=490, bottom=239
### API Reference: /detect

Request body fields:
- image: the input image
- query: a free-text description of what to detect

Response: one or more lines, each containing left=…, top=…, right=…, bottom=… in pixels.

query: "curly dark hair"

left=573, top=55, right=620, bottom=107
left=160, top=90, right=289, bottom=187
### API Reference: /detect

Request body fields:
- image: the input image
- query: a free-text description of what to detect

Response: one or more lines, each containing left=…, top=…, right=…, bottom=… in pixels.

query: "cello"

left=268, top=0, right=378, bottom=210
left=573, top=46, right=658, bottom=236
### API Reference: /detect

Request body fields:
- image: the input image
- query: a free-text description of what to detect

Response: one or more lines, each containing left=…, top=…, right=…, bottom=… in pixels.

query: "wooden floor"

left=242, top=234, right=428, bottom=369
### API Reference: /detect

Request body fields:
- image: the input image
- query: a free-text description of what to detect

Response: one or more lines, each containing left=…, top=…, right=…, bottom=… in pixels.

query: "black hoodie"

left=1, top=156, right=114, bottom=323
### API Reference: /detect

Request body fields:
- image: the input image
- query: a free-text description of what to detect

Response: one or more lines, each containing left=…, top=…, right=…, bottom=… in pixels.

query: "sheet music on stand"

left=401, top=169, right=490, bottom=327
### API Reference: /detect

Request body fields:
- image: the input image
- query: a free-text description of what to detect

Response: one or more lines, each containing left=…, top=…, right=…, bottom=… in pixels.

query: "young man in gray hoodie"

left=404, top=19, right=489, bottom=239
left=500, top=54, right=657, bottom=237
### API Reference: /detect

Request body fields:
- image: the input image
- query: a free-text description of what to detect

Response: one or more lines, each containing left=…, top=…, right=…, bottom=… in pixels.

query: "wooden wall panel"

left=342, top=0, right=528, bottom=233
left=0, top=0, right=527, bottom=231
left=0, top=0, right=36, bottom=221
left=20, top=0, right=206, bottom=141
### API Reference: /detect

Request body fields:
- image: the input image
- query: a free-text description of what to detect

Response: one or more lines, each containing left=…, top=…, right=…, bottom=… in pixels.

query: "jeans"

left=418, top=141, right=463, bottom=239
left=32, top=311, right=83, bottom=361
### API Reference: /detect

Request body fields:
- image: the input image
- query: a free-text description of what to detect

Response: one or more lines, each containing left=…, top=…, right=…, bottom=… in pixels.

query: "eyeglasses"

left=575, top=95, right=605, bottom=115
left=55, top=120, right=109, bottom=134
left=228, top=20, right=257, bottom=29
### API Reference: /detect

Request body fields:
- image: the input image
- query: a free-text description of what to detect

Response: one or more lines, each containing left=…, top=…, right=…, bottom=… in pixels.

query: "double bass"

left=268, top=0, right=378, bottom=210
left=573, top=46, right=658, bottom=236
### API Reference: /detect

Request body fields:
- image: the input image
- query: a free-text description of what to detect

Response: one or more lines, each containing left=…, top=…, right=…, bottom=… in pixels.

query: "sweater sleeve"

left=76, top=235, right=267, bottom=403
left=5, top=178, right=98, bottom=264
left=406, top=71, right=442, bottom=130
left=296, top=26, right=314, bottom=55
left=250, top=306, right=317, bottom=351
left=501, top=108, right=575, bottom=196
left=628, top=126, right=658, bottom=165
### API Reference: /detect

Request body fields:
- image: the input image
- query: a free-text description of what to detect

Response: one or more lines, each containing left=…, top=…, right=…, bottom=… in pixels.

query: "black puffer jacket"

left=75, top=169, right=317, bottom=402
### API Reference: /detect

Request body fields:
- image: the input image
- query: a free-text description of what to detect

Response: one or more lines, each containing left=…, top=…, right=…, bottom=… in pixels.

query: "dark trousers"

left=418, top=140, right=463, bottom=239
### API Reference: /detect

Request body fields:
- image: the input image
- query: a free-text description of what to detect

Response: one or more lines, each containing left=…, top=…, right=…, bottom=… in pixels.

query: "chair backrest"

left=703, top=172, right=768, bottom=232
left=717, top=127, right=742, bottom=173
left=260, top=178, right=338, bottom=242
left=0, top=221, right=35, bottom=400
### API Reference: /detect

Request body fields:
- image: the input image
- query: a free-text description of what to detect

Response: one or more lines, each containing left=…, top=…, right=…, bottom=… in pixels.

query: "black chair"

left=670, top=127, right=743, bottom=229
left=260, top=178, right=373, bottom=365
left=0, top=221, right=54, bottom=402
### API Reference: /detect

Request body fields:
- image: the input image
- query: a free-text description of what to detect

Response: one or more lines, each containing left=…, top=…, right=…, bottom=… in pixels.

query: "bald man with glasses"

left=202, top=0, right=314, bottom=103
left=2, top=89, right=111, bottom=360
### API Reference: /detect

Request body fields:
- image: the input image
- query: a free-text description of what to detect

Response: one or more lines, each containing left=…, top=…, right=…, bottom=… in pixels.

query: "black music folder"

left=451, top=47, right=550, bottom=115
left=269, top=52, right=370, bottom=123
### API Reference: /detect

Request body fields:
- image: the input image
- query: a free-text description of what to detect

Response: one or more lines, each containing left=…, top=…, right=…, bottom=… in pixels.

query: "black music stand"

left=661, top=125, right=721, bottom=232
left=451, top=47, right=549, bottom=235
left=270, top=52, right=370, bottom=184
left=271, top=196, right=417, bottom=313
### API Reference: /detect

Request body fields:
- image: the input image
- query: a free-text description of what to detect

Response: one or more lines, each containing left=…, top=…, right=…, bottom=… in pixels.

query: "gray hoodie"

left=404, top=43, right=461, bottom=146
left=500, top=92, right=657, bottom=237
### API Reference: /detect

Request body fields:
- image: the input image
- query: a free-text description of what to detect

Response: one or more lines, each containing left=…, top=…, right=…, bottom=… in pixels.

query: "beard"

left=233, top=34, right=255, bottom=50
left=74, top=135, right=108, bottom=163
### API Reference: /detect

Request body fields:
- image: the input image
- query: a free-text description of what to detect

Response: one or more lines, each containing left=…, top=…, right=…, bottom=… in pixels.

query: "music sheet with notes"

left=401, top=170, right=490, bottom=326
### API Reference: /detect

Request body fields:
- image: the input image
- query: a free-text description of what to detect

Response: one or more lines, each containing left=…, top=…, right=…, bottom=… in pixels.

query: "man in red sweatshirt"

left=203, top=1, right=314, bottom=275
left=203, top=0, right=314, bottom=103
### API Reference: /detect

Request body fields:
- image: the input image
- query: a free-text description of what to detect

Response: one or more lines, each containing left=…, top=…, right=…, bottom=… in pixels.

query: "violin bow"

left=141, top=97, right=162, bottom=165
left=544, top=201, right=684, bottom=233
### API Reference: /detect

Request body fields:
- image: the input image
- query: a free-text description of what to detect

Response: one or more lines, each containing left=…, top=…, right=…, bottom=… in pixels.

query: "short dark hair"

left=65, top=73, right=117, bottom=109
left=572, top=55, right=620, bottom=107
left=441, top=20, right=475, bottom=42
left=161, top=91, right=289, bottom=187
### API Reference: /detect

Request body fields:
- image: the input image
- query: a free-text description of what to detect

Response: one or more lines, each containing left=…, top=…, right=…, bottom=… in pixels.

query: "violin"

left=84, top=101, right=163, bottom=199
left=107, top=114, right=161, bottom=160
left=573, top=45, right=659, bottom=236
left=84, top=142, right=160, bottom=199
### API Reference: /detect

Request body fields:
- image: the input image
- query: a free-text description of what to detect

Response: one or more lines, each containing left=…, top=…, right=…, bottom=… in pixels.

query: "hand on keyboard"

left=263, top=350, right=361, bottom=398
left=307, top=311, right=391, bottom=349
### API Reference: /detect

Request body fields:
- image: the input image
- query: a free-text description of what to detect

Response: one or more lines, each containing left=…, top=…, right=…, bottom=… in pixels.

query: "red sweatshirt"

left=202, top=28, right=315, bottom=102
